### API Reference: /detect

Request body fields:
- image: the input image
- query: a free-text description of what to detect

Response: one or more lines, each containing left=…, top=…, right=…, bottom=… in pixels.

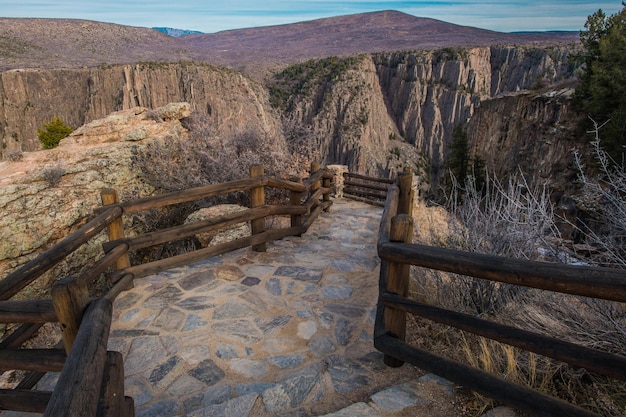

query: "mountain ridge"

left=0, top=10, right=579, bottom=75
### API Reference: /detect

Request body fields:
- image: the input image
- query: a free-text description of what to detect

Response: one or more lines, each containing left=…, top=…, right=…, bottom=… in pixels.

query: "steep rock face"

left=0, top=103, right=191, bottom=285
left=468, top=87, right=586, bottom=194
left=372, top=45, right=575, bottom=178
left=0, top=63, right=280, bottom=158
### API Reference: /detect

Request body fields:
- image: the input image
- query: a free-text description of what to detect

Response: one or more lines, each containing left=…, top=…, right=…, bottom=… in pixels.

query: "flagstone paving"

left=99, top=198, right=476, bottom=417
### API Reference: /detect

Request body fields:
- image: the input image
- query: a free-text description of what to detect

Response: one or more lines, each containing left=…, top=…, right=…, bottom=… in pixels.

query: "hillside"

left=0, top=11, right=578, bottom=75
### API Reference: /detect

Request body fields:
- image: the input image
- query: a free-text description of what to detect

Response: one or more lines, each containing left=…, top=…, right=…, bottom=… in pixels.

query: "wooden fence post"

left=289, top=176, right=303, bottom=233
left=101, top=189, right=132, bottom=289
left=322, top=172, right=331, bottom=211
left=250, top=165, right=266, bottom=252
left=51, top=277, right=89, bottom=355
left=397, top=169, right=414, bottom=217
left=383, top=214, right=414, bottom=367
left=310, top=161, right=321, bottom=213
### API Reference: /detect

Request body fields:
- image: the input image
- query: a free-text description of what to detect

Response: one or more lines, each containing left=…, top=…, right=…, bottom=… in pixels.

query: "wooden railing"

left=0, top=163, right=333, bottom=416
left=373, top=175, right=626, bottom=417
left=342, top=172, right=395, bottom=206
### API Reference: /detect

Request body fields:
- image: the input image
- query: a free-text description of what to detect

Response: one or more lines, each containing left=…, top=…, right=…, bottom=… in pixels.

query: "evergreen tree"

left=575, top=4, right=626, bottom=162
left=38, top=117, right=73, bottom=149
left=444, top=124, right=470, bottom=182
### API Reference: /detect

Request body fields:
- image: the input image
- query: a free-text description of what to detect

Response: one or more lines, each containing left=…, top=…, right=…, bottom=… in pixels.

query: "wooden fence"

left=373, top=174, right=626, bottom=417
left=342, top=172, right=395, bottom=206
left=0, top=163, right=332, bottom=416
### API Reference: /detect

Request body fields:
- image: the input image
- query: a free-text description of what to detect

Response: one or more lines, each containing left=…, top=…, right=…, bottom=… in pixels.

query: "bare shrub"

left=573, top=126, right=626, bottom=268
left=6, top=149, right=23, bottom=162
left=409, top=156, right=626, bottom=415
left=41, top=164, right=66, bottom=187
left=130, top=111, right=306, bottom=263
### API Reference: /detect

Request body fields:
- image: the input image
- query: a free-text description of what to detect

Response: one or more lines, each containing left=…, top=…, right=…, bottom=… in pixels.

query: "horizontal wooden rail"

left=44, top=298, right=113, bottom=417
left=303, top=169, right=332, bottom=188
left=0, top=389, right=52, bottom=413
left=0, top=323, right=43, bottom=349
left=344, top=186, right=387, bottom=200
left=378, top=241, right=626, bottom=303
left=105, top=273, right=135, bottom=302
left=374, top=334, right=599, bottom=417
left=381, top=292, right=626, bottom=381
left=0, top=349, right=66, bottom=372
left=115, top=177, right=265, bottom=215
left=103, top=205, right=305, bottom=253
left=344, top=172, right=395, bottom=184
left=344, top=178, right=390, bottom=192
left=302, top=201, right=332, bottom=230
left=120, top=225, right=306, bottom=279
left=303, top=187, right=331, bottom=212
left=0, top=300, right=58, bottom=323
left=76, top=243, right=129, bottom=288
left=267, top=177, right=307, bottom=193
left=0, top=206, right=122, bottom=301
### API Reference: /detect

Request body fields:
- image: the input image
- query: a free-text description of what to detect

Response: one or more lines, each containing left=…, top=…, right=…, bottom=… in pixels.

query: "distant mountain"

left=153, top=27, right=203, bottom=37
left=0, top=11, right=579, bottom=75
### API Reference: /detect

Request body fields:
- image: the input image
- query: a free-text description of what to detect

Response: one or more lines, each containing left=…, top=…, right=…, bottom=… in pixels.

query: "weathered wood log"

left=0, top=299, right=57, bottom=323
left=377, top=185, right=399, bottom=248
left=382, top=214, right=413, bottom=367
left=343, top=187, right=387, bottom=200
left=0, top=388, right=52, bottom=413
left=51, top=277, right=90, bottom=354
left=102, top=205, right=304, bottom=253
left=303, top=164, right=324, bottom=188
left=381, top=292, right=626, bottom=381
left=322, top=175, right=331, bottom=209
left=289, top=176, right=304, bottom=233
left=303, top=187, right=330, bottom=213
left=78, top=243, right=130, bottom=288
left=105, top=273, right=135, bottom=303
left=375, top=334, right=600, bottom=417
left=344, top=172, right=394, bottom=184
left=250, top=165, right=267, bottom=252
left=302, top=201, right=332, bottom=230
left=397, top=170, right=413, bottom=217
left=113, top=177, right=266, bottom=215
left=96, top=351, right=125, bottom=417
left=123, top=226, right=306, bottom=279
left=378, top=241, right=626, bottom=303
left=0, top=349, right=66, bottom=372
left=0, top=323, right=43, bottom=349
left=344, top=193, right=386, bottom=207
left=100, top=189, right=131, bottom=273
left=343, top=178, right=390, bottom=192
left=44, top=298, right=113, bottom=417
left=267, top=177, right=307, bottom=193
left=0, top=206, right=122, bottom=301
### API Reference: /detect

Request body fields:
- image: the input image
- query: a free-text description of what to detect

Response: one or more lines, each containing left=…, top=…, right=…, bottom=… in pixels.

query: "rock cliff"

left=0, top=103, right=191, bottom=288
left=0, top=63, right=280, bottom=158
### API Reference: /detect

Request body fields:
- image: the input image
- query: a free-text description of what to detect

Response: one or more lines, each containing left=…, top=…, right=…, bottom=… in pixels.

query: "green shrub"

left=37, top=117, right=73, bottom=149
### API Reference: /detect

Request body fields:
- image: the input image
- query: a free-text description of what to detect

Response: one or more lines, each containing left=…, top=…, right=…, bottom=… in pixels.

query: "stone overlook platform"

left=28, top=199, right=467, bottom=417
left=106, top=198, right=465, bottom=417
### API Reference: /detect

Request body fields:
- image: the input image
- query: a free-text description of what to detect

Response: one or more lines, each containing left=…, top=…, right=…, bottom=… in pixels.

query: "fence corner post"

left=383, top=213, right=414, bottom=367
left=397, top=169, right=414, bottom=217
left=250, top=165, right=266, bottom=252
left=51, top=276, right=90, bottom=355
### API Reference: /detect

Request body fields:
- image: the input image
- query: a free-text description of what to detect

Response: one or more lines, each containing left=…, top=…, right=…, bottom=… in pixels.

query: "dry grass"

left=407, top=169, right=626, bottom=416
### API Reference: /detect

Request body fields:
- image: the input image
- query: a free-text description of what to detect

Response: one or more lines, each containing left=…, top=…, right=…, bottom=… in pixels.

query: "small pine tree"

left=38, top=117, right=73, bottom=149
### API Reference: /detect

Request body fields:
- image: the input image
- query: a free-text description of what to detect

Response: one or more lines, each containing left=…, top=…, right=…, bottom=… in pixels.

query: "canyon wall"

left=0, top=63, right=280, bottom=158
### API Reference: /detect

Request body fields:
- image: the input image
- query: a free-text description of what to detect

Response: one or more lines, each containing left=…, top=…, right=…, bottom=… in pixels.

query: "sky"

left=0, top=1, right=623, bottom=34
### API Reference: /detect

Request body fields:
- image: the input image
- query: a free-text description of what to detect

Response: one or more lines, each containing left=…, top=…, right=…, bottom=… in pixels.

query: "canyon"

left=0, top=12, right=589, bottom=279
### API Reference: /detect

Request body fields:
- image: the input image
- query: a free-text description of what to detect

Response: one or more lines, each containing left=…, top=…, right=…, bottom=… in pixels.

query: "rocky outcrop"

left=0, top=103, right=192, bottom=285
left=278, top=45, right=577, bottom=180
left=0, top=63, right=280, bottom=158
left=468, top=86, right=586, bottom=195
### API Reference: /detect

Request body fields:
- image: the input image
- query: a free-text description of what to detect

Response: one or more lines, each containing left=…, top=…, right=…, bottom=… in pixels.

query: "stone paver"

left=0, top=200, right=521, bottom=417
